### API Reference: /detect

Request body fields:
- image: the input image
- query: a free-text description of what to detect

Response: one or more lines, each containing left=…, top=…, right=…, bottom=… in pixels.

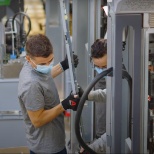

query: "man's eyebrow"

left=94, top=65, right=107, bottom=68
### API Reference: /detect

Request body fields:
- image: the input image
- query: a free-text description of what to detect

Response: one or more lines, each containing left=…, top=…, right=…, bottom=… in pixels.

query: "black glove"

left=60, top=54, right=79, bottom=71
left=78, top=85, right=84, bottom=97
left=78, top=85, right=89, bottom=100
left=61, top=93, right=80, bottom=111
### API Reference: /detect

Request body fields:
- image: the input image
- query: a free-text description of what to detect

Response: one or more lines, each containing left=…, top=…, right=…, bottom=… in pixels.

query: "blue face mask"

left=95, top=67, right=107, bottom=74
left=31, top=59, right=54, bottom=74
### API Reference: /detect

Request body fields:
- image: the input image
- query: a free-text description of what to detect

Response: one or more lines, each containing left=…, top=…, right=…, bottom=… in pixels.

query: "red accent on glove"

left=71, top=101, right=76, bottom=106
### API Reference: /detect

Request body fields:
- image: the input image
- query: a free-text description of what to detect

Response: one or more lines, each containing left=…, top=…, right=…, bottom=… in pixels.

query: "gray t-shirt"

left=18, top=61, right=65, bottom=153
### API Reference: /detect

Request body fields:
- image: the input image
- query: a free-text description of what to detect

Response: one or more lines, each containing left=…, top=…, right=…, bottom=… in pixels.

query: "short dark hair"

left=91, top=39, right=107, bottom=58
left=26, top=34, right=53, bottom=58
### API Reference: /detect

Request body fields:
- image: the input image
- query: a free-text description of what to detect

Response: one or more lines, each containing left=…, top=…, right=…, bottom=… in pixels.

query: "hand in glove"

left=61, top=93, right=80, bottom=111
left=77, top=85, right=89, bottom=100
left=78, top=85, right=84, bottom=97
left=60, top=54, right=79, bottom=71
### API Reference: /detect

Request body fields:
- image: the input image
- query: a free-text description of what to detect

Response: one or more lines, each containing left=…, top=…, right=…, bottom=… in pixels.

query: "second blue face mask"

left=95, top=67, right=107, bottom=79
left=95, top=67, right=107, bottom=74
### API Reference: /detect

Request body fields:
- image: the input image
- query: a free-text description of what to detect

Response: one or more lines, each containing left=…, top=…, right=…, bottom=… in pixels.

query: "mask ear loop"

left=25, top=56, right=32, bottom=64
left=25, top=56, right=33, bottom=63
left=29, top=58, right=36, bottom=66
left=28, top=58, right=37, bottom=70
left=50, top=59, right=54, bottom=65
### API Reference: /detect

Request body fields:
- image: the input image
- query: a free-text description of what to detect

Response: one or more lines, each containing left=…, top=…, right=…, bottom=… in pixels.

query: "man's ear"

left=26, top=55, right=30, bottom=62
left=26, top=55, right=35, bottom=68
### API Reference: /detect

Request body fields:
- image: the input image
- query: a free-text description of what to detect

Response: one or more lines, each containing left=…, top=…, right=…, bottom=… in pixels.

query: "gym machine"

left=0, top=3, right=31, bottom=147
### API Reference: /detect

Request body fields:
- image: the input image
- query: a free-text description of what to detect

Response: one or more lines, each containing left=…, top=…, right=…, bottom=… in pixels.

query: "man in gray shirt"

left=80, top=39, right=107, bottom=153
left=18, top=34, right=80, bottom=154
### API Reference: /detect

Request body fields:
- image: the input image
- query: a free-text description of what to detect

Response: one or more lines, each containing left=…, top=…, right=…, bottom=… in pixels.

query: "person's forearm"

left=88, top=89, right=106, bottom=102
left=51, top=63, right=64, bottom=78
left=31, top=104, right=65, bottom=128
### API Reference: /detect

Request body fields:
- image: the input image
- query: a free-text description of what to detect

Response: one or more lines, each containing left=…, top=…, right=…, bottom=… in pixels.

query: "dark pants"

left=30, top=147, right=67, bottom=154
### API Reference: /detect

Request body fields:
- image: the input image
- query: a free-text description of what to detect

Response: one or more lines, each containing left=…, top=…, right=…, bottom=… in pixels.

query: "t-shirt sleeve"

left=88, top=89, right=106, bottom=103
left=22, top=81, right=45, bottom=111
